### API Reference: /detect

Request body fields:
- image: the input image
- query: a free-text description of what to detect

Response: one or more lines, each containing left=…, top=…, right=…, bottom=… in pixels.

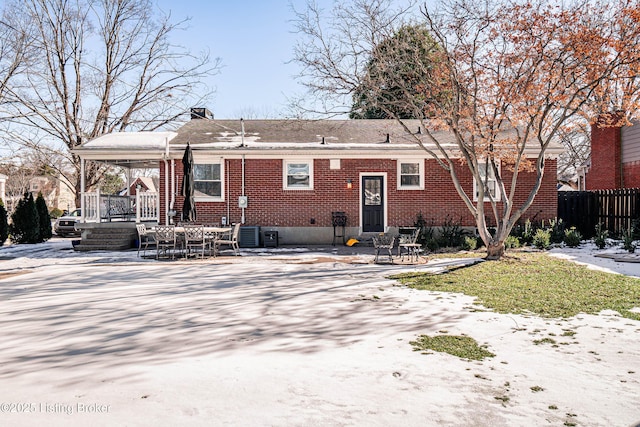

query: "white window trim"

left=473, top=161, right=501, bottom=202
left=193, top=161, right=225, bottom=202
left=283, top=159, right=314, bottom=190
left=397, top=160, right=424, bottom=190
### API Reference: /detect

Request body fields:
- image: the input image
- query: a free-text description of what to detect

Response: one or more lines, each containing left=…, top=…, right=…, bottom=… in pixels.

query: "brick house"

left=581, top=119, right=640, bottom=190
left=75, top=114, right=560, bottom=245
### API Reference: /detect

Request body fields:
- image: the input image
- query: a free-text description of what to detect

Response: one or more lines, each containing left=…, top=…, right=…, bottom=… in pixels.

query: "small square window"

left=398, top=161, right=423, bottom=189
left=194, top=163, right=222, bottom=198
left=284, top=160, right=313, bottom=190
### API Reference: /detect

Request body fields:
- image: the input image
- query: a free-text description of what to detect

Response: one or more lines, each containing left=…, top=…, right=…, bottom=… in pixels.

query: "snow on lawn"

left=0, top=238, right=638, bottom=427
left=549, top=241, right=640, bottom=278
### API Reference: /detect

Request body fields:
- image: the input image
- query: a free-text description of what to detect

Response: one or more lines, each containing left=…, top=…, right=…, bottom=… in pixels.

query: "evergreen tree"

left=0, top=199, right=8, bottom=246
left=10, top=192, right=40, bottom=244
left=349, top=25, right=448, bottom=120
left=36, top=192, right=52, bottom=242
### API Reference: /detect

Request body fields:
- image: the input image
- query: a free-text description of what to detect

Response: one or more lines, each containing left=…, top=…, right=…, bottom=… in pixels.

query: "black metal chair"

left=373, top=234, right=395, bottom=264
left=398, top=227, right=422, bottom=263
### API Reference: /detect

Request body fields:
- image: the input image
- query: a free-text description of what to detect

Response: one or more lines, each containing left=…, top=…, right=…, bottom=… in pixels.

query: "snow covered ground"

left=0, top=238, right=638, bottom=427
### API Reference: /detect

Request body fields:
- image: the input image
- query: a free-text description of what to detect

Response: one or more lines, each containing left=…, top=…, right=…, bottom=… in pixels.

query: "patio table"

left=151, top=226, right=232, bottom=258
left=175, top=226, right=232, bottom=257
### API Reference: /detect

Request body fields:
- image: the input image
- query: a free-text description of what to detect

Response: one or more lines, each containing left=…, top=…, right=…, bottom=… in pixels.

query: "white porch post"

left=135, top=187, right=141, bottom=223
left=80, top=158, right=85, bottom=221
left=95, top=187, right=101, bottom=221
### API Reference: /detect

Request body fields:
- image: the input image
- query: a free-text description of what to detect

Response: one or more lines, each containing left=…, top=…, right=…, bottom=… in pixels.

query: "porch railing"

left=136, top=191, right=159, bottom=222
left=82, top=189, right=159, bottom=223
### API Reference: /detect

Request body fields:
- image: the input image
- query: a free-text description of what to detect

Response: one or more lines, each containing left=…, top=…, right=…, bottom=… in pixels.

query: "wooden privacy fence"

left=558, top=189, right=640, bottom=238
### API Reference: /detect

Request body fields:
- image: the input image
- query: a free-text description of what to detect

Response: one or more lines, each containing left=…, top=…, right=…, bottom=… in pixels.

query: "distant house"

left=74, top=112, right=561, bottom=245
left=28, top=174, right=75, bottom=212
left=120, top=176, right=158, bottom=196
left=580, top=118, right=640, bottom=190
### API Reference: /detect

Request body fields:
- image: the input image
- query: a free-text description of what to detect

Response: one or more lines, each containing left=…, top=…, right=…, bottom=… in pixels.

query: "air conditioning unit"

left=239, top=226, right=260, bottom=247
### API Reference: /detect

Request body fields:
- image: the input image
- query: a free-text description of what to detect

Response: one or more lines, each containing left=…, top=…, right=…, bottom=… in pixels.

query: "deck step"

left=73, top=243, right=133, bottom=252
left=74, top=226, right=137, bottom=252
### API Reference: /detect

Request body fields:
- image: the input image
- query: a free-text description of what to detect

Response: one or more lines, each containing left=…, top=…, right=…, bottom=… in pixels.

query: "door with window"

left=362, top=176, right=384, bottom=232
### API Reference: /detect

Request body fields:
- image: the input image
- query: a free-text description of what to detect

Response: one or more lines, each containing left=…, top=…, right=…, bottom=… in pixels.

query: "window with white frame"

left=194, top=163, right=222, bottom=199
left=398, top=161, right=423, bottom=189
left=474, top=161, right=500, bottom=201
left=284, top=160, right=313, bottom=189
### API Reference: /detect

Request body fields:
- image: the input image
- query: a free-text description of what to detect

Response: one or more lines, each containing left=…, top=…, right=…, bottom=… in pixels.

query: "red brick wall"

left=586, top=123, right=622, bottom=190
left=623, top=161, right=640, bottom=188
left=159, top=157, right=557, bottom=229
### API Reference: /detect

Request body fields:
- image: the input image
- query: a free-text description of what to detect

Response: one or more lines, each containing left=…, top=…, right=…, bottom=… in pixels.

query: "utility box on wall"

left=263, top=231, right=278, bottom=248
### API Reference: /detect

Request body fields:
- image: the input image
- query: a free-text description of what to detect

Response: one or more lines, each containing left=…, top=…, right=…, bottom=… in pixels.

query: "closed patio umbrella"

left=181, top=143, right=197, bottom=222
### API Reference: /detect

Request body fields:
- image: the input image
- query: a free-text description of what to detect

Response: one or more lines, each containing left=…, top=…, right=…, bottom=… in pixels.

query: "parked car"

left=54, top=209, right=81, bottom=237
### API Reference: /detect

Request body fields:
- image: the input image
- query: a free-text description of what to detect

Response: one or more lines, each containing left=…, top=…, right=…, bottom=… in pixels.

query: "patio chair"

left=398, top=227, right=422, bottom=263
left=136, top=223, right=156, bottom=257
left=155, top=225, right=180, bottom=260
left=183, top=224, right=211, bottom=259
left=373, top=233, right=395, bottom=264
left=214, top=222, right=241, bottom=256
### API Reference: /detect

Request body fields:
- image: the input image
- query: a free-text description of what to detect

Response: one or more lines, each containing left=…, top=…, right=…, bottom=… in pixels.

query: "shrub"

left=622, top=228, right=636, bottom=253
left=505, top=235, right=521, bottom=249
left=414, top=212, right=434, bottom=247
left=36, top=193, right=52, bottom=242
left=10, top=192, right=40, bottom=244
left=425, top=239, right=440, bottom=252
left=0, top=199, right=7, bottom=246
left=512, top=219, right=536, bottom=246
left=437, top=215, right=466, bottom=248
left=532, top=228, right=551, bottom=250
left=563, top=227, right=582, bottom=248
left=461, top=235, right=478, bottom=251
left=548, top=218, right=565, bottom=244
left=593, top=222, right=608, bottom=249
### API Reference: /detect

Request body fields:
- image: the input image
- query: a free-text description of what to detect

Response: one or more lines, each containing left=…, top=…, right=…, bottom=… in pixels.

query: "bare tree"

left=0, top=3, right=36, bottom=116
left=1, top=0, right=221, bottom=207
left=0, top=162, right=39, bottom=213
left=293, top=0, right=640, bottom=259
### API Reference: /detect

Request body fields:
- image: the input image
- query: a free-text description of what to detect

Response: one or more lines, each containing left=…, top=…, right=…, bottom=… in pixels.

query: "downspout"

left=163, top=135, right=170, bottom=225
left=163, top=160, right=169, bottom=224
left=241, top=118, right=246, bottom=224
left=170, top=159, right=176, bottom=220
left=226, top=158, right=230, bottom=223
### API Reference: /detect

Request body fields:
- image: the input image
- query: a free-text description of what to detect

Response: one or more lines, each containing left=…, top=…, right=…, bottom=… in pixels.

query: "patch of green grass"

left=534, top=337, right=557, bottom=345
left=530, top=385, right=544, bottom=392
left=410, top=334, right=495, bottom=360
left=392, top=253, right=640, bottom=320
left=494, top=395, right=510, bottom=406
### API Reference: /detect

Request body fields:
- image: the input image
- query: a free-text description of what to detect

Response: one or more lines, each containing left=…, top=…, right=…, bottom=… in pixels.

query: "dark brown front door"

left=362, top=176, right=384, bottom=232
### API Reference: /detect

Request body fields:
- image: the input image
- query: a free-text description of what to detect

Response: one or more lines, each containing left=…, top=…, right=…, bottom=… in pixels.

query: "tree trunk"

left=486, top=241, right=505, bottom=260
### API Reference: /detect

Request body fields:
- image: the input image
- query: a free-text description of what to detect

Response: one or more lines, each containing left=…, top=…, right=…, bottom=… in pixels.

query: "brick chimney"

left=586, top=115, right=623, bottom=190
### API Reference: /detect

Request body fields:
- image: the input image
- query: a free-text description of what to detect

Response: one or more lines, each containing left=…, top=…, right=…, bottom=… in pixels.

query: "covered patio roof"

left=73, top=131, right=178, bottom=169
